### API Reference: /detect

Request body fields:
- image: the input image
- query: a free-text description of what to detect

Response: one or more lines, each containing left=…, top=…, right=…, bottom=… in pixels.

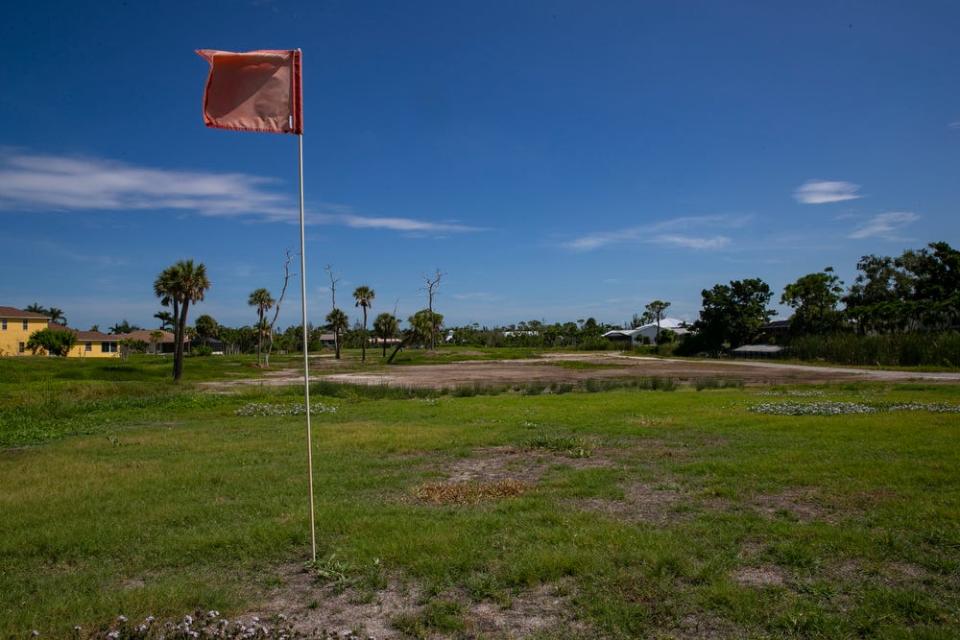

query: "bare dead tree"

left=421, top=268, right=444, bottom=350
left=264, top=250, right=295, bottom=368
left=325, top=264, right=341, bottom=355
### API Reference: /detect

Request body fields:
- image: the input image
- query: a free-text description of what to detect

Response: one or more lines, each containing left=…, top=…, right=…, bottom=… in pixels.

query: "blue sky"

left=1, top=1, right=958, bottom=330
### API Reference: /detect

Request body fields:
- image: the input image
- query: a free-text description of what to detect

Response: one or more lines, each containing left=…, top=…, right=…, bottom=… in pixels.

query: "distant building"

left=0, top=306, right=189, bottom=358
left=502, top=330, right=540, bottom=338
left=0, top=306, right=50, bottom=356
left=730, top=344, right=785, bottom=358
left=64, top=328, right=123, bottom=358
left=602, top=318, right=691, bottom=347
left=117, top=329, right=182, bottom=354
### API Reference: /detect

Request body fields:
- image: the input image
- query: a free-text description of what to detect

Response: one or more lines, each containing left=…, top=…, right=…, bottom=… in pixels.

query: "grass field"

left=2, top=355, right=959, bottom=638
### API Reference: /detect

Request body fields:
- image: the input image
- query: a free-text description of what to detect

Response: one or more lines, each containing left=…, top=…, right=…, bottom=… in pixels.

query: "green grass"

left=1, top=365, right=960, bottom=637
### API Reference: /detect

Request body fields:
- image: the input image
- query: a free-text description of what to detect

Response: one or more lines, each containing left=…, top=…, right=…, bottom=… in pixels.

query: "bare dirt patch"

left=752, top=488, right=833, bottom=523
left=243, top=565, right=583, bottom=639
left=668, top=613, right=746, bottom=639
left=731, top=565, right=787, bottom=588
left=204, top=351, right=960, bottom=391
left=465, top=580, right=587, bottom=638
left=244, top=566, right=415, bottom=639
left=440, top=446, right=614, bottom=485
left=572, top=481, right=686, bottom=524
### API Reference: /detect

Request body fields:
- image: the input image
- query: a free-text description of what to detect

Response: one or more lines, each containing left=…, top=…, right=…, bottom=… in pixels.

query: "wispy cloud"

left=0, top=149, right=481, bottom=234
left=848, top=211, right=919, bottom=240
left=562, top=215, right=747, bottom=252
left=794, top=179, right=862, bottom=204
left=949, top=121, right=960, bottom=130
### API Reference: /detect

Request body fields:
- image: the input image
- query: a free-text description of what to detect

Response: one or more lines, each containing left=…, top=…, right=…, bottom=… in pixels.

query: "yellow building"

left=0, top=306, right=50, bottom=356
left=0, top=307, right=122, bottom=358
left=63, top=329, right=123, bottom=359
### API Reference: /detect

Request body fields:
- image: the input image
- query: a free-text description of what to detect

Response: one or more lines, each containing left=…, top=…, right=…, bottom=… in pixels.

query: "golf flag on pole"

left=196, top=49, right=303, bottom=134
left=196, top=47, right=317, bottom=563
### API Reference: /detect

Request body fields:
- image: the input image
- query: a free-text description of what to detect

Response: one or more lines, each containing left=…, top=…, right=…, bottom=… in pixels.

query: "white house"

left=602, top=318, right=690, bottom=346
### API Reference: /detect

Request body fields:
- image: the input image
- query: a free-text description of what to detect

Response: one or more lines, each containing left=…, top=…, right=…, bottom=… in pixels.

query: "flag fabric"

left=196, top=49, right=302, bottom=134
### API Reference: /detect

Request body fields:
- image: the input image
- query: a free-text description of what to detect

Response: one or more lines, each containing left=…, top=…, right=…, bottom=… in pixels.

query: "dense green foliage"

left=692, top=278, right=775, bottom=351
left=25, top=327, right=77, bottom=356
left=788, top=332, right=960, bottom=367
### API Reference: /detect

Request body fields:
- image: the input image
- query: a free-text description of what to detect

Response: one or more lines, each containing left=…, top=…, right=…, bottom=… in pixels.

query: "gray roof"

left=731, top=344, right=785, bottom=353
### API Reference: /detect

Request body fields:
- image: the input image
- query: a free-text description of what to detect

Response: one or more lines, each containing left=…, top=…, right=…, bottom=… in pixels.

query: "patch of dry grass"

left=413, top=479, right=529, bottom=505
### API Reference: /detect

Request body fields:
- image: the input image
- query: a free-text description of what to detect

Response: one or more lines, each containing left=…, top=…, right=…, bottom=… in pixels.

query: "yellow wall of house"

left=0, top=317, right=49, bottom=357
left=65, top=341, right=122, bottom=359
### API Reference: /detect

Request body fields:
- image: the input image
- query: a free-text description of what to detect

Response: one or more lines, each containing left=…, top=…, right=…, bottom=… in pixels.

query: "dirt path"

left=200, top=352, right=960, bottom=390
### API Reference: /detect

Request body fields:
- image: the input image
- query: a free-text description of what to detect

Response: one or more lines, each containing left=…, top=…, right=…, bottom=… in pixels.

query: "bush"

left=190, top=345, right=214, bottom=357
left=788, top=332, right=960, bottom=367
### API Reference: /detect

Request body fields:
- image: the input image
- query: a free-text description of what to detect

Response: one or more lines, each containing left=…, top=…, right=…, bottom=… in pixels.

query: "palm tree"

left=155, top=260, right=210, bottom=381
left=325, top=308, right=349, bottom=360
left=46, top=307, right=66, bottom=326
left=25, top=303, right=47, bottom=315
left=248, top=288, right=275, bottom=366
left=352, top=286, right=375, bottom=362
left=373, top=312, right=399, bottom=357
left=154, top=310, right=175, bottom=330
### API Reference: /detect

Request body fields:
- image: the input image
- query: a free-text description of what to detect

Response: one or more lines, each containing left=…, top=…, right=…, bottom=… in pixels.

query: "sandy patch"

left=731, top=565, right=787, bottom=588
left=572, top=481, right=685, bottom=524
left=243, top=565, right=584, bottom=639
left=752, top=488, right=832, bottom=523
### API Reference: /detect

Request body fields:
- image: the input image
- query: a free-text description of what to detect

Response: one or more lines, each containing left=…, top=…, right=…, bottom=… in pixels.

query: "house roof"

left=118, top=329, right=179, bottom=343
left=731, top=344, right=785, bottom=354
left=69, top=328, right=122, bottom=342
left=0, top=306, right=49, bottom=319
left=603, top=318, right=692, bottom=339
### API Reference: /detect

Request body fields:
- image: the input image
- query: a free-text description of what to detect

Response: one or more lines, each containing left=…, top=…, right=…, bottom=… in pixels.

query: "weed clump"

left=523, top=432, right=593, bottom=458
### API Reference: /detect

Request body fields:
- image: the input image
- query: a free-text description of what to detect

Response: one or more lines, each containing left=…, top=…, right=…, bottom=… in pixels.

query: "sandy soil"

left=203, top=352, right=960, bottom=390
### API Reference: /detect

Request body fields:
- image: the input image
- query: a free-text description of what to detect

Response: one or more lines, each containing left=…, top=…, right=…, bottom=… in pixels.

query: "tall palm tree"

left=155, top=260, right=210, bottom=381
left=25, top=303, right=47, bottom=315
left=352, top=286, right=375, bottom=362
left=247, top=288, right=275, bottom=367
left=373, top=312, right=399, bottom=357
left=325, top=308, right=348, bottom=360
left=46, top=307, right=66, bottom=326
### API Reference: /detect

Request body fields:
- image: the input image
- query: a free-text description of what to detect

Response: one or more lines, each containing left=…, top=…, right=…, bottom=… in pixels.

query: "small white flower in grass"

left=117, top=615, right=128, bottom=623
left=184, top=614, right=193, bottom=625
left=31, top=632, right=39, bottom=638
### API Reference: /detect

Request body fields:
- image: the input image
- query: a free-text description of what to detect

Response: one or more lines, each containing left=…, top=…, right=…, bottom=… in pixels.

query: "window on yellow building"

left=101, top=342, right=117, bottom=353
left=1, top=319, right=6, bottom=330
left=22, top=320, right=28, bottom=330
left=19, top=342, right=25, bottom=353
left=85, top=342, right=92, bottom=352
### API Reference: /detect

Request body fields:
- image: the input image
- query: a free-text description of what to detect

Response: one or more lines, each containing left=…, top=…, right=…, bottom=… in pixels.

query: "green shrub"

left=788, top=332, right=960, bottom=367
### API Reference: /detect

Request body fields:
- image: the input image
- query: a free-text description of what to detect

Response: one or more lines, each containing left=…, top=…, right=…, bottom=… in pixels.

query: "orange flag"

left=196, top=49, right=302, bottom=135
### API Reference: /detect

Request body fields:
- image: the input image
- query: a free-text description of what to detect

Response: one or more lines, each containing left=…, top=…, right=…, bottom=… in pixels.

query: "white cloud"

left=848, top=211, right=919, bottom=239
left=949, top=121, right=960, bottom=129
left=794, top=180, right=862, bottom=204
left=0, top=150, right=481, bottom=234
left=653, top=234, right=730, bottom=250
left=562, top=214, right=747, bottom=252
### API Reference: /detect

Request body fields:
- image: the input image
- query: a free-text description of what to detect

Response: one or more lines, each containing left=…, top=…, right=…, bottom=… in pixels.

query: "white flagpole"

left=297, top=129, right=317, bottom=563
